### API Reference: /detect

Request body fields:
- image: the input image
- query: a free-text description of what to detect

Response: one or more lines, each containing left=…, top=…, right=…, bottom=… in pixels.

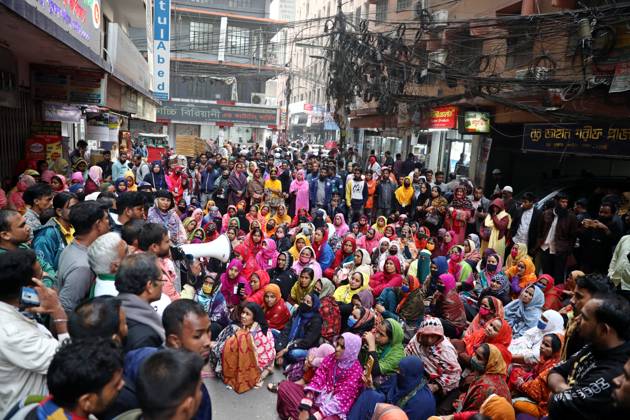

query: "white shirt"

left=0, top=301, right=67, bottom=417
left=514, top=208, right=534, bottom=246
left=541, top=210, right=559, bottom=254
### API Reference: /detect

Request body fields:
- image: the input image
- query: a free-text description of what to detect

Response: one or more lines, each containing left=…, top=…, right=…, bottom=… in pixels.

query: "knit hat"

left=417, top=316, right=444, bottom=337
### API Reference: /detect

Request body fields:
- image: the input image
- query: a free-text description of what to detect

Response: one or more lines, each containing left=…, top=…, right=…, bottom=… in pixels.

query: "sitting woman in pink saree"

left=277, top=332, right=364, bottom=419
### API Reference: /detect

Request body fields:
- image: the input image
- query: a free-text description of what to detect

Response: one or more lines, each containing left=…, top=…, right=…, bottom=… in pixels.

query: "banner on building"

left=424, top=106, right=458, bottom=129
left=523, top=123, right=630, bottom=157
left=157, top=101, right=278, bottom=126
left=153, top=0, right=171, bottom=100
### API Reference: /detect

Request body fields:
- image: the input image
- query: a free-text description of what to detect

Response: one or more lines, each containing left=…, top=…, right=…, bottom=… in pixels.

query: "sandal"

left=267, top=382, right=279, bottom=393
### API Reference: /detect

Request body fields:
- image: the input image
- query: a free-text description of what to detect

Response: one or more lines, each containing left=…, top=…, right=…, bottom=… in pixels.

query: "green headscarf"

left=377, top=318, right=405, bottom=375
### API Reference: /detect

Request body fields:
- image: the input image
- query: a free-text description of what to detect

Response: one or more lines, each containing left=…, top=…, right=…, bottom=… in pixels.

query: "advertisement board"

left=522, top=124, right=630, bottom=157
left=153, top=0, right=171, bottom=100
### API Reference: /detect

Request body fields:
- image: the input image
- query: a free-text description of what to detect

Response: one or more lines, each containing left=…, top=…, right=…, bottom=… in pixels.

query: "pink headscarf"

left=71, top=171, right=84, bottom=184
left=191, top=208, right=203, bottom=225
left=356, top=228, right=383, bottom=254
left=439, top=273, right=457, bottom=294
left=338, top=332, right=362, bottom=368
left=255, top=238, right=279, bottom=270
left=307, top=343, right=335, bottom=368
left=40, top=170, right=56, bottom=184
left=88, top=166, right=103, bottom=186
left=9, top=174, right=36, bottom=210
left=333, top=213, right=349, bottom=237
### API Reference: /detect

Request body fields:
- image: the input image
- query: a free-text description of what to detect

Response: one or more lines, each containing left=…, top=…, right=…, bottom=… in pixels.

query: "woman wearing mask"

left=463, top=296, right=505, bottom=339
left=445, top=185, right=474, bottom=245
left=276, top=293, right=323, bottom=365
left=195, top=273, right=230, bottom=339
left=222, top=302, right=276, bottom=393
left=458, top=317, right=513, bottom=366
left=348, top=356, right=436, bottom=420
left=346, top=301, right=377, bottom=336
left=429, top=273, right=467, bottom=339
left=453, top=344, right=511, bottom=412
left=276, top=333, right=364, bottom=420
left=447, top=245, right=474, bottom=288
left=424, top=255, right=448, bottom=296
left=269, top=252, right=297, bottom=301
left=255, top=238, right=279, bottom=271
left=504, top=285, right=545, bottom=339
left=507, top=256, right=537, bottom=296
left=292, top=246, right=322, bottom=280
left=405, top=317, right=462, bottom=405
left=233, top=242, right=260, bottom=280
left=505, top=242, right=529, bottom=272
left=369, top=256, right=404, bottom=297
left=508, top=309, right=564, bottom=365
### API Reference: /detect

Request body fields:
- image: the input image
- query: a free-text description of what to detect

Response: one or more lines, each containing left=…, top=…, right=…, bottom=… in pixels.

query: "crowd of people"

left=1, top=139, right=630, bottom=420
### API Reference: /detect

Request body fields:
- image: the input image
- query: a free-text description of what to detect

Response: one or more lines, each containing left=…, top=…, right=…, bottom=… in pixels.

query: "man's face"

left=473, top=188, right=483, bottom=200
left=199, top=155, right=208, bottom=165
left=502, top=191, right=512, bottom=201
left=571, top=285, right=593, bottom=315
left=87, top=369, right=125, bottom=414
left=0, top=213, right=31, bottom=245
left=96, top=212, right=111, bottom=236
left=34, top=194, right=54, bottom=212
left=127, top=205, right=145, bottom=221
left=435, top=173, right=444, bottom=184
left=598, top=205, right=613, bottom=222
left=578, top=299, right=603, bottom=345
left=57, top=198, right=78, bottom=222
left=133, top=156, right=141, bottom=166
left=521, top=199, right=533, bottom=210
left=119, top=153, right=127, bottom=162
left=157, top=233, right=171, bottom=258
left=150, top=260, right=164, bottom=301
left=612, top=359, right=630, bottom=410
left=557, top=198, right=569, bottom=209
left=103, top=152, right=111, bottom=162
left=172, top=313, right=212, bottom=363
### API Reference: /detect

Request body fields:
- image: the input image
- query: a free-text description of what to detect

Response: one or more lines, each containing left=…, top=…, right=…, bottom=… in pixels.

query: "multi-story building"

left=155, top=0, right=286, bottom=149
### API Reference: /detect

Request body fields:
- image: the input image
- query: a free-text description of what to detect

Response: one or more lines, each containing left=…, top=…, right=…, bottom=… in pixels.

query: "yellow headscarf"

left=124, top=170, right=137, bottom=192
left=394, top=176, right=414, bottom=207
left=288, top=233, right=311, bottom=261
left=485, top=344, right=508, bottom=376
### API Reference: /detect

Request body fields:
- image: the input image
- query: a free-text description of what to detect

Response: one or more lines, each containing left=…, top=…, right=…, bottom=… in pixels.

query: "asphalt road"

left=204, top=367, right=281, bottom=419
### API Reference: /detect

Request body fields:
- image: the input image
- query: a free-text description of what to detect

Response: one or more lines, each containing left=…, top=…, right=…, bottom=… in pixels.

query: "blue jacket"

left=309, top=176, right=334, bottom=207
left=32, top=218, right=67, bottom=275
left=317, top=242, right=335, bottom=272
left=200, top=168, right=219, bottom=194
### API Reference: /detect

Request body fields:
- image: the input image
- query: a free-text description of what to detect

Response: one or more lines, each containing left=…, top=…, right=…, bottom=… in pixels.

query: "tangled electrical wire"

left=320, top=1, right=630, bottom=122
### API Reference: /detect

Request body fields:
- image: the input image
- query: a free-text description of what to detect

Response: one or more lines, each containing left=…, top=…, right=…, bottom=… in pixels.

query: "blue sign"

left=153, top=0, right=171, bottom=100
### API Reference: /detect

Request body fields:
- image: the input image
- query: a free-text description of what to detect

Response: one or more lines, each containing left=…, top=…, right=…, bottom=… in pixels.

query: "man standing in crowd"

left=578, top=202, right=624, bottom=274
left=22, top=183, right=53, bottom=239
left=375, top=167, right=397, bottom=218
left=539, top=192, right=579, bottom=284
left=113, top=151, right=131, bottom=182
left=112, top=192, right=146, bottom=234
left=98, top=149, right=114, bottom=181
left=548, top=293, right=630, bottom=419
left=510, top=192, right=542, bottom=256
left=58, top=201, right=110, bottom=311
left=346, top=166, right=368, bottom=223
left=0, top=249, right=69, bottom=417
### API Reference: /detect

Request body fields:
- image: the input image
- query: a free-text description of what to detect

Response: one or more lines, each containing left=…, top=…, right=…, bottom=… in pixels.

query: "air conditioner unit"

left=251, top=93, right=265, bottom=105
left=431, top=10, right=449, bottom=28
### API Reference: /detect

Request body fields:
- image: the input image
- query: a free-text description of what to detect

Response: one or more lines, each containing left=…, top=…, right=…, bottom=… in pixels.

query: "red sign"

left=428, top=106, right=458, bottom=129
left=304, top=103, right=313, bottom=111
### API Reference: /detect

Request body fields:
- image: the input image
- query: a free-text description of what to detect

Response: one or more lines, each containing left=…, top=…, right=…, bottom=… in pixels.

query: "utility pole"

left=331, top=0, right=348, bottom=151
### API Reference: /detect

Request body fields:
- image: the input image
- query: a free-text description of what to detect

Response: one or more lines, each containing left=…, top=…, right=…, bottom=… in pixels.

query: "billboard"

left=153, top=0, right=171, bottom=100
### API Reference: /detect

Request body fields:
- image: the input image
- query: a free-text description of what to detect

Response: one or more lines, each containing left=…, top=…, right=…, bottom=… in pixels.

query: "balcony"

left=106, top=23, right=152, bottom=94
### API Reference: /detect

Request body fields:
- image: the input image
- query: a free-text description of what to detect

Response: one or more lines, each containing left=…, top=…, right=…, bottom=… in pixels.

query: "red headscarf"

left=464, top=318, right=513, bottom=365
left=246, top=269, right=270, bottom=307
left=262, top=284, right=290, bottom=330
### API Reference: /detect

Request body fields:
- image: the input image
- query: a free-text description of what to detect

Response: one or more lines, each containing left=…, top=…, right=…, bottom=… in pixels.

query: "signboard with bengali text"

left=157, top=101, right=278, bottom=126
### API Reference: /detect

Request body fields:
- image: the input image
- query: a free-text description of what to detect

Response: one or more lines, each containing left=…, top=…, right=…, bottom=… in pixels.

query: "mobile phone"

left=19, top=287, right=40, bottom=308
left=237, top=283, right=244, bottom=295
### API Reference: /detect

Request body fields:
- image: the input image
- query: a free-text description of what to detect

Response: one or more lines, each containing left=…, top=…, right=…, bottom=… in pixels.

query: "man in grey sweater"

left=58, top=201, right=110, bottom=312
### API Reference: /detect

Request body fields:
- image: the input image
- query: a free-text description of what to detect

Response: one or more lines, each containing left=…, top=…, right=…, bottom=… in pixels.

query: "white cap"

left=503, top=186, right=513, bottom=193
left=492, top=168, right=502, bottom=175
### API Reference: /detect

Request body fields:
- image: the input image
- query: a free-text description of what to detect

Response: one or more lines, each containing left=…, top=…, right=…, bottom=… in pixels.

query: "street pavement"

left=204, top=367, right=280, bottom=419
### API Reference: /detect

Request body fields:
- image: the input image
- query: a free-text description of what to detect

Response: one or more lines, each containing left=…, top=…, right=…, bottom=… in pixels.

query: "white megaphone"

left=179, top=234, right=232, bottom=263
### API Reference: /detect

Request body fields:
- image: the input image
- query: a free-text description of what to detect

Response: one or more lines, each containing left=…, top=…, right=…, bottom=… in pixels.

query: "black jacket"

left=509, top=207, right=542, bottom=254
left=123, top=319, right=163, bottom=353
left=549, top=341, right=630, bottom=420
left=276, top=312, right=323, bottom=351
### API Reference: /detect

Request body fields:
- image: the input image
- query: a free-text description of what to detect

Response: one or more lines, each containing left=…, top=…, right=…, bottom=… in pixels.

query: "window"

left=189, top=21, right=213, bottom=51
left=397, top=0, right=411, bottom=11
left=376, top=0, right=388, bottom=23
left=228, top=0, right=252, bottom=8
left=227, top=26, right=251, bottom=56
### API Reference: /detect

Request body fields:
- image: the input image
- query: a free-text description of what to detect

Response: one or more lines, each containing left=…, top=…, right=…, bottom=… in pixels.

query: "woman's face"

left=227, top=230, right=236, bottom=241
left=444, top=232, right=452, bottom=243
left=521, top=286, right=535, bottom=304
left=487, top=255, right=498, bottom=266
left=540, top=335, right=554, bottom=359
left=299, top=271, right=312, bottom=287
left=350, top=273, right=363, bottom=289
left=420, top=183, right=428, bottom=193
left=385, top=260, right=395, bottom=274
left=118, top=182, right=127, bottom=192
left=250, top=274, right=260, bottom=291
left=479, top=298, right=494, bottom=317
left=490, top=276, right=503, bottom=291
left=538, top=277, right=549, bottom=290
left=334, top=215, right=342, bottom=226
left=153, top=165, right=161, bottom=173
left=157, top=197, right=171, bottom=211
left=277, top=253, right=287, bottom=269
left=335, top=337, right=345, bottom=360
left=264, top=291, right=277, bottom=308
left=314, top=229, right=324, bottom=242
left=303, top=294, right=313, bottom=307
left=385, top=226, right=393, bottom=236
left=375, top=323, right=390, bottom=346
left=299, top=249, right=312, bottom=264
left=484, top=319, right=503, bottom=338
left=252, top=230, right=262, bottom=243
left=250, top=207, right=258, bottom=216
left=377, top=218, right=385, bottom=227
left=419, top=333, right=440, bottom=347
left=431, top=187, right=439, bottom=197
left=354, top=251, right=363, bottom=266
left=186, top=221, right=196, bottom=232
left=261, top=206, right=269, bottom=215
left=343, top=240, right=354, bottom=254
left=228, top=266, right=239, bottom=279
left=240, top=307, right=254, bottom=327
left=51, top=178, right=62, bottom=190
left=352, top=224, right=359, bottom=234
left=401, top=227, right=410, bottom=237
left=464, top=242, right=471, bottom=253
left=229, top=219, right=238, bottom=229
left=296, top=238, right=306, bottom=251
left=367, top=229, right=375, bottom=239
left=517, top=262, right=526, bottom=275
left=228, top=207, right=236, bottom=216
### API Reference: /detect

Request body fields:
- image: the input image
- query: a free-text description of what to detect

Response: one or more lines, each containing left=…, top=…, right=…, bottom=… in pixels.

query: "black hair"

left=383, top=319, right=394, bottom=340
left=53, top=192, right=77, bottom=210
left=137, top=349, right=204, bottom=420
left=47, top=338, right=123, bottom=409
left=543, top=333, right=562, bottom=353
left=162, top=299, right=207, bottom=337
left=0, top=209, right=19, bottom=233
left=76, top=140, right=88, bottom=148
left=435, top=170, right=444, bottom=177
left=116, top=192, right=145, bottom=215
left=243, top=302, right=269, bottom=334
left=69, top=201, right=107, bottom=236
left=300, top=267, right=315, bottom=280
left=592, top=293, right=630, bottom=340
left=138, top=222, right=168, bottom=251
left=0, top=249, right=36, bottom=299
left=477, top=343, right=491, bottom=361
left=576, top=273, right=612, bottom=296
left=556, top=191, right=569, bottom=201
left=522, top=192, right=536, bottom=202
left=575, top=198, right=588, bottom=208
left=98, top=191, right=117, bottom=200
left=122, top=219, right=145, bottom=246
left=69, top=296, right=123, bottom=340
left=115, top=253, right=160, bottom=295
left=23, top=183, right=53, bottom=206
